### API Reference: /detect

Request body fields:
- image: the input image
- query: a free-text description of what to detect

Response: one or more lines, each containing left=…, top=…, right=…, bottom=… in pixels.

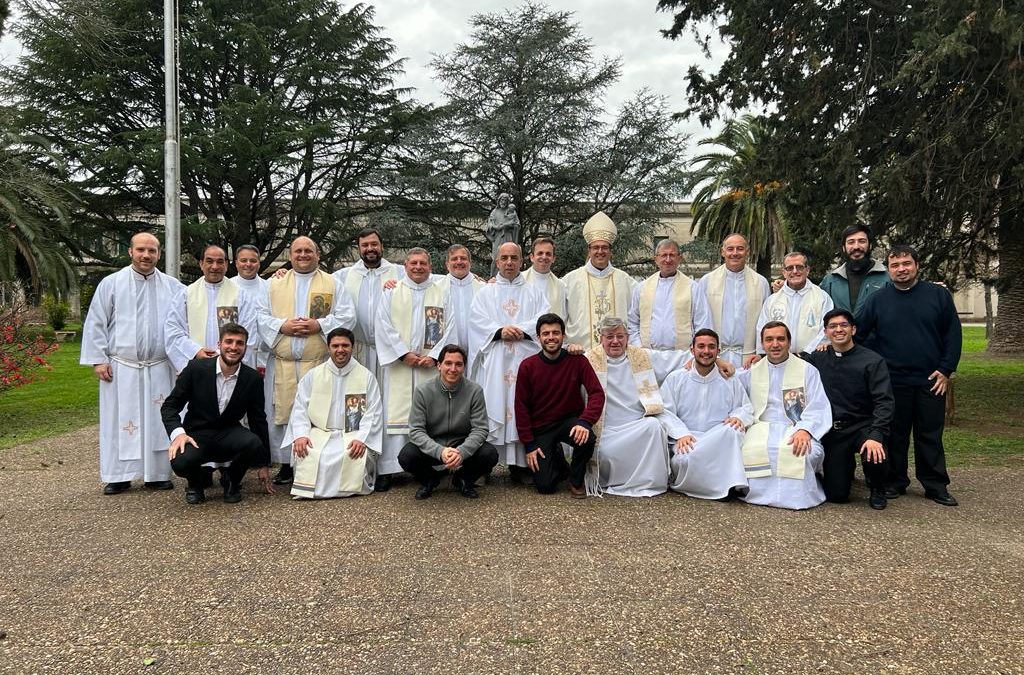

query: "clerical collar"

left=767, top=358, right=789, bottom=369
left=496, top=274, right=523, bottom=286
left=585, top=261, right=614, bottom=278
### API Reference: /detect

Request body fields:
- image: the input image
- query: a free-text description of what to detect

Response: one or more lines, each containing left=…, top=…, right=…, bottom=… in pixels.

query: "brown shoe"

left=568, top=482, right=586, bottom=499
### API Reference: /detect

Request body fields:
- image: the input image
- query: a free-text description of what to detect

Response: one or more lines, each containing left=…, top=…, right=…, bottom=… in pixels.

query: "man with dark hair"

left=855, top=245, right=962, bottom=506
left=514, top=313, right=605, bottom=497
left=161, top=323, right=274, bottom=504
left=523, top=236, right=567, bottom=317
left=282, top=325, right=383, bottom=498
left=804, top=309, right=894, bottom=510
left=819, top=224, right=890, bottom=313
left=399, top=344, right=499, bottom=499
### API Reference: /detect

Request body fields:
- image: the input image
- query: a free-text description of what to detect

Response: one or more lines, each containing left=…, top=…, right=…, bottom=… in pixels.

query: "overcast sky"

left=1, top=1, right=729, bottom=141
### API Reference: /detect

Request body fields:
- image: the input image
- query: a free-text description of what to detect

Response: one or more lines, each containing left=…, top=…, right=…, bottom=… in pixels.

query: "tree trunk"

left=755, top=242, right=773, bottom=281
left=988, top=212, right=1024, bottom=354
left=983, top=282, right=993, bottom=339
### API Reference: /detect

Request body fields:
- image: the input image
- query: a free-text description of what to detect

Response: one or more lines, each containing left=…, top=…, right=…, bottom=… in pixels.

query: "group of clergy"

left=82, top=211, right=951, bottom=511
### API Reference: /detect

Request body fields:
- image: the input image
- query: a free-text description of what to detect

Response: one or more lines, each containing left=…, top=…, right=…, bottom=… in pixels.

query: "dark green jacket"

left=819, top=259, right=889, bottom=313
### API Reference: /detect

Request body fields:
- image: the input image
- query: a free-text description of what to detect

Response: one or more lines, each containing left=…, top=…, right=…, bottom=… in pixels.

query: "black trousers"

left=398, top=441, right=499, bottom=486
left=528, top=416, right=595, bottom=494
left=170, top=426, right=264, bottom=490
left=821, top=421, right=889, bottom=503
left=888, top=384, right=950, bottom=495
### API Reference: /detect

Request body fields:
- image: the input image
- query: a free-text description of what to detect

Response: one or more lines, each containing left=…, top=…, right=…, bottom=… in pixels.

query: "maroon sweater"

left=514, top=349, right=605, bottom=446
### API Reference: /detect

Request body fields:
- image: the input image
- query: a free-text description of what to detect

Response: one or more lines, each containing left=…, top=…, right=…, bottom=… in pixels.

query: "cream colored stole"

left=185, top=278, right=239, bottom=346
left=742, top=357, right=808, bottom=479
left=765, top=284, right=827, bottom=352
left=638, top=272, right=693, bottom=349
left=291, top=362, right=370, bottom=497
left=705, top=265, right=763, bottom=354
left=586, top=346, right=664, bottom=440
left=524, top=268, right=566, bottom=317
left=386, top=282, right=444, bottom=434
left=566, top=270, right=624, bottom=348
left=343, top=264, right=398, bottom=307
left=268, top=270, right=334, bottom=424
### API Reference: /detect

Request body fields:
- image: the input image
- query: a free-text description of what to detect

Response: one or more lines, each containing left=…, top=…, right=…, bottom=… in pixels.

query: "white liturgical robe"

left=81, top=266, right=184, bottom=483
left=234, top=275, right=269, bottom=370
left=697, top=265, right=770, bottom=367
left=468, top=274, right=549, bottom=467
left=627, top=272, right=713, bottom=350
left=333, top=259, right=402, bottom=377
left=164, top=277, right=258, bottom=373
left=738, top=358, right=832, bottom=509
left=594, top=353, right=688, bottom=497
left=281, top=358, right=383, bottom=498
left=374, top=277, right=455, bottom=475
left=523, top=267, right=568, bottom=318
left=563, top=261, right=638, bottom=348
left=660, top=367, right=753, bottom=499
left=255, top=270, right=357, bottom=463
left=756, top=282, right=834, bottom=354
left=434, top=273, right=484, bottom=370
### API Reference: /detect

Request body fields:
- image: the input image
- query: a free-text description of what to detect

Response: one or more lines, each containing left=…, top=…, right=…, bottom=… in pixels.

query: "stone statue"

left=485, top=193, right=521, bottom=275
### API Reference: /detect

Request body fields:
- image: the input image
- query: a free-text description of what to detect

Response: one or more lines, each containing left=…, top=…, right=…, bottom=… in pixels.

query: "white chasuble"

left=627, top=272, right=712, bottom=350
left=737, top=357, right=832, bottom=510
left=468, top=274, right=549, bottom=467
left=284, top=359, right=383, bottom=498
left=660, top=367, right=753, bottom=499
left=563, top=262, right=637, bottom=349
left=81, top=266, right=184, bottom=483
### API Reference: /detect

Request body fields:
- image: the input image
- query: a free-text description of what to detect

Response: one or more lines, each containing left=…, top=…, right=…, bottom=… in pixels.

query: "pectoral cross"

left=594, top=291, right=612, bottom=318
left=122, top=420, right=139, bottom=436
left=636, top=379, right=659, bottom=398
left=501, top=298, right=520, bottom=318
left=503, top=370, right=516, bottom=386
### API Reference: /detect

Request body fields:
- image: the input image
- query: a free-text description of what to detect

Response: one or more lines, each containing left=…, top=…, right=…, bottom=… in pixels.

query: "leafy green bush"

left=41, top=294, right=70, bottom=331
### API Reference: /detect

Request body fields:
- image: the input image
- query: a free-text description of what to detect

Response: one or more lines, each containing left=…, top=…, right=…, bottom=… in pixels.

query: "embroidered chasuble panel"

left=344, top=394, right=367, bottom=433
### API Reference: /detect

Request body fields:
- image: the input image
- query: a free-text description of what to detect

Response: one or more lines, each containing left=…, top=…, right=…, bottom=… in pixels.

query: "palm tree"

left=685, top=115, right=791, bottom=279
left=0, top=118, right=77, bottom=298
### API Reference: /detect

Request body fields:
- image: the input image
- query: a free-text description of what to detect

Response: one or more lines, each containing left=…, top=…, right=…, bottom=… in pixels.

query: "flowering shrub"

left=1, top=284, right=58, bottom=393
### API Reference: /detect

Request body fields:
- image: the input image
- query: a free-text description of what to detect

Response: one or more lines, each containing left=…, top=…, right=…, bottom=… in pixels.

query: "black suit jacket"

left=161, top=358, right=271, bottom=466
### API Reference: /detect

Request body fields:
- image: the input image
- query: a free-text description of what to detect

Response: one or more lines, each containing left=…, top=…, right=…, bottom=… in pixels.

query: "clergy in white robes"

left=756, top=252, right=834, bottom=355
left=469, top=242, right=549, bottom=469
left=585, top=317, right=691, bottom=498
left=627, top=239, right=712, bottom=351
left=661, top=328, right=753, bottom=499
left=737, top=321, right=832, bottom=510
left=562, top=213, right=638, bottom=349
left=254, top=236, right=357, bottom=477
left=332, top=228, right=404, bottom=378
left=696, top=234, right=771, bottom=368
left=522, top=236, right=568, bottom=319
left=374, top=247, right=455, bottom=489
left=80, top=232, right=184, bottom=492
left=165, top=244, right=258, bottom=373
left=432, top=244, right=485, bottom=371
left=232, top=244, right=269, bottom=371
left=282, top=327, right=383, bottom=498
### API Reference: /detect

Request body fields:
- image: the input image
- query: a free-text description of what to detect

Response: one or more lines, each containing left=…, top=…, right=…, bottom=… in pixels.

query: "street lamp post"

left=163, top=0, right=180, bottom=279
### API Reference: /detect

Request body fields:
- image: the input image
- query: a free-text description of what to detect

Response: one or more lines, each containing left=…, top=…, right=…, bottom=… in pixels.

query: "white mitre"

left=583, top=212, right=617, bottom=245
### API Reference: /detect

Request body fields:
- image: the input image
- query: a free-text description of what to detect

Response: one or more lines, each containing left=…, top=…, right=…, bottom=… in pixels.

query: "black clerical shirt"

left=803, top=345, right=894, bottom=443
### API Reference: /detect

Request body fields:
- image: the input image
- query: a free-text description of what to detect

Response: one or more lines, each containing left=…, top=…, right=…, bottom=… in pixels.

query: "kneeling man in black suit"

left=161, top=322, right=274, bottom=504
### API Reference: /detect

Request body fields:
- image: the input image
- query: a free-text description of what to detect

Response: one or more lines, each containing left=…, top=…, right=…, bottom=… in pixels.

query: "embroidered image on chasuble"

left=742, top=357, right=809, bottom=480
left=185, top=278, right=240, bottom=345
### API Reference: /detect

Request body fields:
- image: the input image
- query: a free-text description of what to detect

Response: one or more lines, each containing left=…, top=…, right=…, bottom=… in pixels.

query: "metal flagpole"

left=163, top=0, right=181, bottom=278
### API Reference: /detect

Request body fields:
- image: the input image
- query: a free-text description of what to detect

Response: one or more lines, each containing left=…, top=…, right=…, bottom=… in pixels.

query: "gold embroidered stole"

left=586, top=345, right=663, bottom=440
left=268, top=269, right=334, bottom=424
left=742, top=357, right=808, bottom=479
left=638, top=272, right=693, bottom=349
left=291, top=362, right=370, bottom=497
left=185, top=278, right=239, bottom=346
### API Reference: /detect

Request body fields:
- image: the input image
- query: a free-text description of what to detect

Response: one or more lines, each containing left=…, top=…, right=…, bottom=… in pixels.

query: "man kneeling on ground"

left=399, top=344, right=498, bottom=499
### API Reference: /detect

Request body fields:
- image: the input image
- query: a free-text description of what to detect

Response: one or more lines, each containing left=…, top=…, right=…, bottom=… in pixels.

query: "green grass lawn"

left=1, top=325, right=1022, bottom=464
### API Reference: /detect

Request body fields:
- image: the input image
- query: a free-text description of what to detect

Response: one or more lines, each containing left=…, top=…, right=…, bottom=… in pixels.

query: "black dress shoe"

left=883, top=486, right=906, bottom=500
left=451, top=473, right=479, bottom=499
left=869, top=489, right=888, bottom=510
left=103, top=481, right=131, bottom=495
left=223, top=481, right=242, bottom=504
left=375, top=473, right=393, bottom=493
left=144, top=480, right=174, bottom=490
left=928, top=491, right=958, bottom=507
left=272, top=465, right=294, bottom=485
left=414, top=479, right=440, bottom=500
left=185, top=487, right=205, bottom=505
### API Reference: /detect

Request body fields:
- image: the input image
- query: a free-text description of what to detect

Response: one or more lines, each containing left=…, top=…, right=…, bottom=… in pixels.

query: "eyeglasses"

left=826, top=322, right=851, bottom=329
left=783, top=264, right=806, bottom=272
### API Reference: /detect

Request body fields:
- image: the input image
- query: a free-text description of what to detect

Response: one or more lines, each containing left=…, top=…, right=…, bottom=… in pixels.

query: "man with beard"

left=697, top=233, right=771, bottom=369
left=855, top=245, right=962, bottom=507
left=160, top=323, right=274, bottom=504
left=820, top=224, right=890, bottom=314
left=81, top=231, right=184, bottom=495
left=283, top=327, right=383, bottom=498
left=232, top=244, right=269, bottom=372
left=165, top=244, right=258, bottom=374
left=334, top=228, right=403, bottom=377
left=661, top=329, right=753, bottom=500
left=514, top=313, right=605, bottom=497
left=255, top=236, right=356, bottom=485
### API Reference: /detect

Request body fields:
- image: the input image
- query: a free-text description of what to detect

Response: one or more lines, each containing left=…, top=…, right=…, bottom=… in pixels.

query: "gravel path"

left=1, top=425, right=1022, bottom=674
